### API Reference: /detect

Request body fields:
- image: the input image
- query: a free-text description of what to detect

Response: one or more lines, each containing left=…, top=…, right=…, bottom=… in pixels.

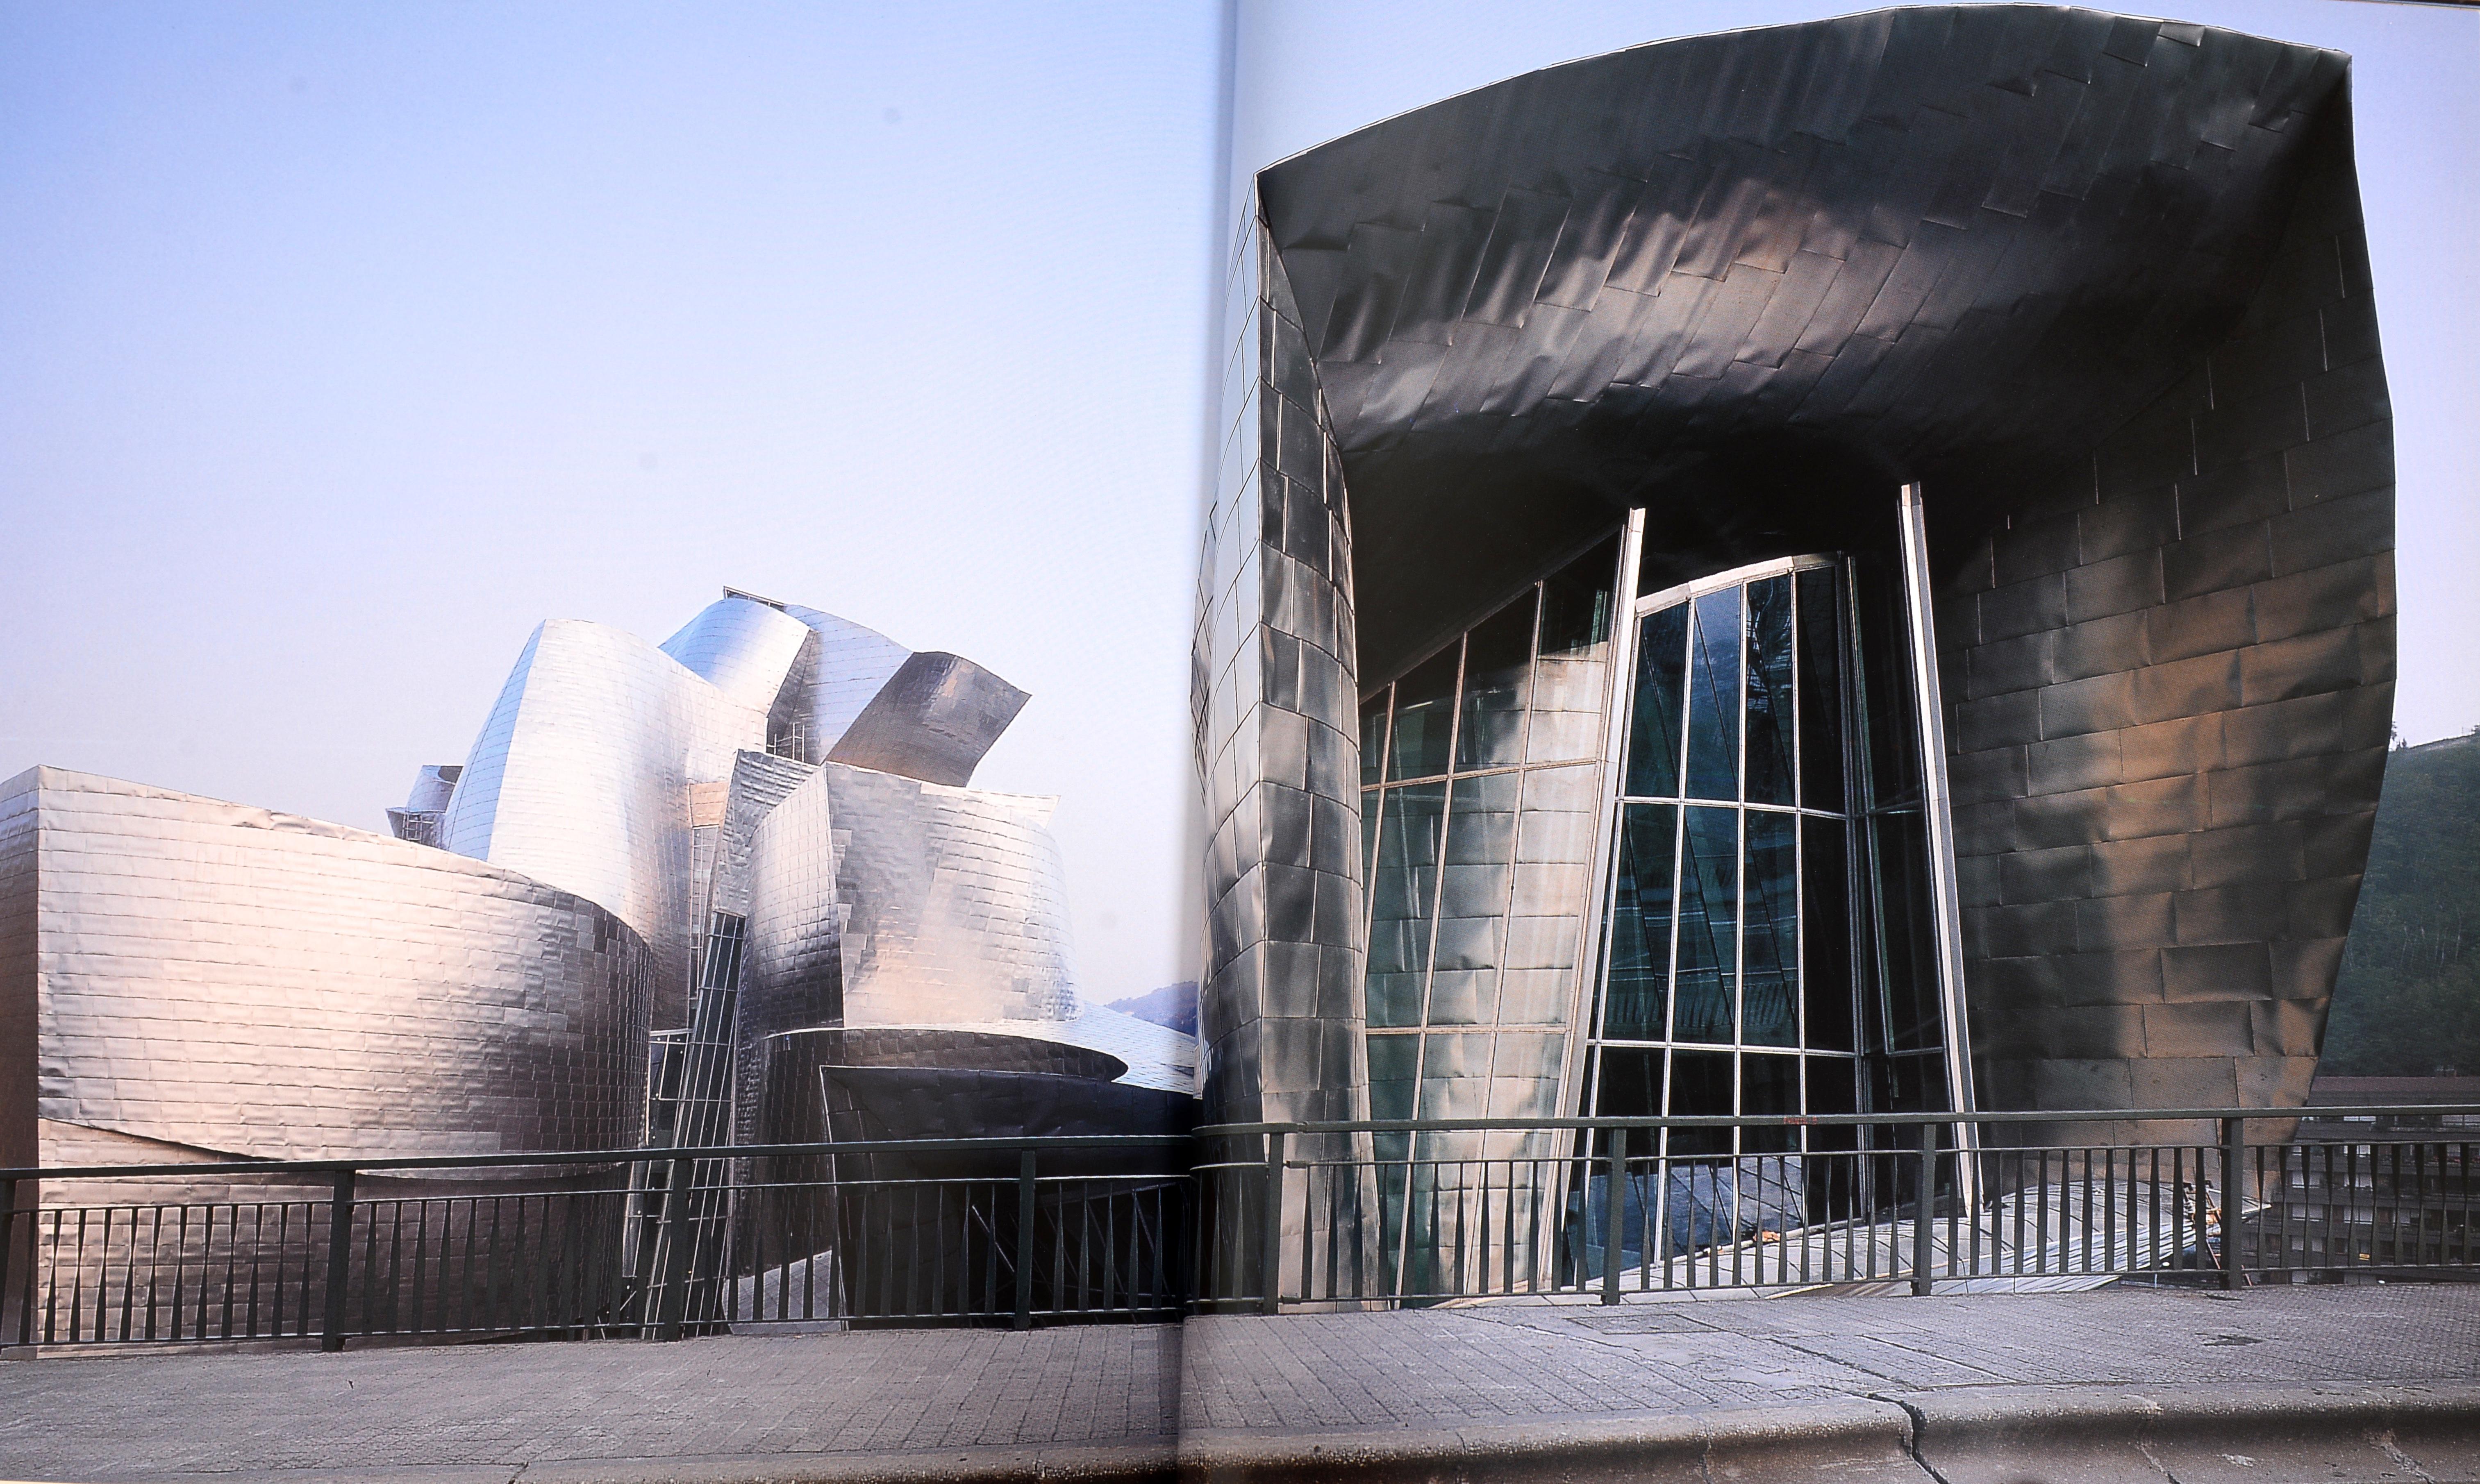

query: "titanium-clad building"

left=1196, top=5, right=2394, bottom=1153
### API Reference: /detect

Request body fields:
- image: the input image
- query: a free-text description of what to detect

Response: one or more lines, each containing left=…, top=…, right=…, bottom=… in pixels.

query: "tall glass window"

left=1584, top=556, right=1871, bottom=1157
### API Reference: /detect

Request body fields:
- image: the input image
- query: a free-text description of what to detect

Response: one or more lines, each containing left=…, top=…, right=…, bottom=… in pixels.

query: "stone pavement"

left=0, top=1285, right=2475, bottom=1482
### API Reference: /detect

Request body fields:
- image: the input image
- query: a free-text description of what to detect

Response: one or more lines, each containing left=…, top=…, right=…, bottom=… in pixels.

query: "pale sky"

left=3, top=2, right=2471, bottom=1003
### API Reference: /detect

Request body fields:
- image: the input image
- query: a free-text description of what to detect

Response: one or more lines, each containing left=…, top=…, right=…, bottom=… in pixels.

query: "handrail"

left=1191, top=1106, right=2480, bottom=1137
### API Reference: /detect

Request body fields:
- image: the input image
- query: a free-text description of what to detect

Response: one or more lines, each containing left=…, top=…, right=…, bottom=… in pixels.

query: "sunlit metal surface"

left=1205, top=6, right=2394, bottom=1144
left=658, top=595, right=816, bottom=716
left=778, top=605, right=914, bottom=758
left=826, top=652, right=1030, bottom=787
left=0, top=766, right=652, bottom=1164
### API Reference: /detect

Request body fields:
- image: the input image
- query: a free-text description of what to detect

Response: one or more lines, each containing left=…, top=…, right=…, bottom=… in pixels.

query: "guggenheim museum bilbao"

left=3, top=6, right=2394, bottom=1190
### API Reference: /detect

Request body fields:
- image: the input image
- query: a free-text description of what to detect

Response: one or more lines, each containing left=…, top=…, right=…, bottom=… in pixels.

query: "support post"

left=1014, top=1149, right=1037, bottom=1330
left=1601, top=1126, right=1628, bottom=1305
left=2221, top=1116, right=2247, bottom=1291
left=320, top=1168, right=356, bottom=1352
left=0, top=1177, right=14, bottom=1348
left=1912, top=1123, right=1938, bottom=1297
left=1259, top=1130, right=1285, bottom=1316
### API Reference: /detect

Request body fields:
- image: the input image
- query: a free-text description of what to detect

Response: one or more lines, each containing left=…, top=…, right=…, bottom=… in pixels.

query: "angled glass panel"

left=1741, top=810, right=1799, bottom=1048
left=1667, top=1049, right=1734, bottom=1157
left=1360, top=686, right=1392, bottom=790
left=1598, top=803, right=1677, bottom=1040
left=1388, top=647, right=1460, bottom=782
left=1539, top=535, right=1619, bottom=656
left=1744, top=575, right=1795, bottom=806
left=1429, top=771, right=1520, bottom=1025
left=1365, top=782, right=1446, bottom=1028
left=1684, top=588, right=1742, bottom=802
left=1671, top=806, right=1739, bottom=1044
left=1741, top=1052, right=1800, bottom=1153
left=1801, top=815, right=1855, bottom=1052
left=1455, top=590, right=1537, bottom=771
left=1795, top=566, right=1845, bottom=813
left=1623, top=603, right=1687, bottom=799
left=1366, top=1031, right=1418, bottom=1120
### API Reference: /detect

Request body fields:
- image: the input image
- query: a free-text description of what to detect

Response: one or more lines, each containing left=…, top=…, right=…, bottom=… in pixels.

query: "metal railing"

left=0, top=1107, right=2470, bottom=1348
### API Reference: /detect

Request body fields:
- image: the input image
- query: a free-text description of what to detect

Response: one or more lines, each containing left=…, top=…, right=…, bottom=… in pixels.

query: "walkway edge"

left=1896, top=1382, right=2480, bottom=1484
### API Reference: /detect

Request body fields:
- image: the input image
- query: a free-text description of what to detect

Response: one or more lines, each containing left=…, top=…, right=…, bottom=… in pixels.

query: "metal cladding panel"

left=732, top=753, right=844, bottom=1147
left=815, top=762, right=1077, bottom=1028
left=1193, top=222, right=1373, bottom=1130
left=11, top=767, right=652, bottom=1163
left=1254, top=5, right=2357, bottom=685
left=1944, top=91, right=2394, bottom=1140
left=658, top=596, right=817, bottom=716
left=824, top=651, right=1031, bottom=787
left=778, top=605, right=913, bottom=756
left=1226, top=7, right=2391, bottom=1132
left=440, top=618, right=766, bottom=1021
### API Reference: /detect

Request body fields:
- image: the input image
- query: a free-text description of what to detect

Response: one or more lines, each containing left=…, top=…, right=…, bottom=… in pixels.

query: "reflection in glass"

left=1624, top=604, right=1687, bottom=799
left=1367, top=1031, right=1418, bottom=1120
left=1430, top=771, right=1519, bottom=1025
left=1360, top=688, right=1391, bottom=790
left=1744, top=576, right=1794, bottom=806
left=1600, top=804, right=1677, bottom=1039
left=1741, top=1053, right=1800, bottom=1153
left=1456, top=592, right=1537, bottom=771
left=1684, top=588, right=1741, bottom=801
left=1668, top=1051, right=1733, bottom=1156
left=1540, top=536, right=1618, bottom=656
left=1389, top=647, right=1459, bottom=782
left=1672, top=806, right=1739, bottom=1043
left=1795, top=566, right=1844, bottom=812
left=1741, top=810, right=1799, bottom=1047
left=1366, top=783, right=1446, bottom=1028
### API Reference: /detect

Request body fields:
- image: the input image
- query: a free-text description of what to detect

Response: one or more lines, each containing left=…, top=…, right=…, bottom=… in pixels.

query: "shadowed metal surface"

left=1199, top=5, right=2394, bottom=1139
left=826, top=652, right=1031, bottom=788
left=0, top=766, right=653, bottom=1164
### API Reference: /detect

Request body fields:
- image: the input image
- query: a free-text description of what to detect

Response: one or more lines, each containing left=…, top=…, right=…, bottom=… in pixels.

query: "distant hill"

left=2321, top=732, right=2480, bottom=1076
left=1106, top=982, right=1198, bottom=1036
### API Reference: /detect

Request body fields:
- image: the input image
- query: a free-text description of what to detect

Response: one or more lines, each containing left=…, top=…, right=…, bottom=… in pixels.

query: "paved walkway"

left=0, top=1285, right=2473, bottom=1481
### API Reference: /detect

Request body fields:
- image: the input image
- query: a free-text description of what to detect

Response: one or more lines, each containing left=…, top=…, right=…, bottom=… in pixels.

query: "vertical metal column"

left=320, top=1168, right=356, bottom=1352
left=1600, top=1127, right=1628, bottom=1305
left=2221, top=1116, right=2248, bottom=1291
left=1896, top=484, right=1981, bottom=1209
left=1259, top=1130, right=1285, bottom=1315
left=1911, top=1123, right=1939, bottom=1296
left=1014, top=1150, right=1037, bottom=1330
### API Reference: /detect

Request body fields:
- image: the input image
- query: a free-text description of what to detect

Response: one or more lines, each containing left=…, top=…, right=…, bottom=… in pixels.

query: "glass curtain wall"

left=1357, top=536, right=1622, bottom=1290
left=1585, top=557, right=1865, bottom=1168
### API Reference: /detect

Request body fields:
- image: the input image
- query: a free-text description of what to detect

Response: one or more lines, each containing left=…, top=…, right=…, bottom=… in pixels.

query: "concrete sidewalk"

left=0, top=1286, right=2473, bottom=1482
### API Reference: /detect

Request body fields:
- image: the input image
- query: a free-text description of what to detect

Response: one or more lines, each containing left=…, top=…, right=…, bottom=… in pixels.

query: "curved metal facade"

left=1202, top=5, right=2394, bottom=1134
left=440, top=618, right=768, bottom=1017
left=0, top=766, right=653, bottom=1164
left=659, top=595, right=817, bottom=717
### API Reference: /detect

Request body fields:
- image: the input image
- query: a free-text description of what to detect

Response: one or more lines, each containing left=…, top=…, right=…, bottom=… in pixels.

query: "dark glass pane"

left=1623, top=603, right=1687, bottom=798
left=1387, top=645, right=1460, bottom=782
left=1805, top=1056, right=1860, bottom=1157
left=1668, top=1050, right=1733, bottom=1157
left=1365, top=782, right=1446, bottom=1028
left=1455, top=590, right=1537, bottom=771
left=1359, top=687, right=1391, bottom=790
left=1874, top=1051, right=1950, bottom=1116
left=1800, top=816, right=1855, bottom=1052
left=1599, top=803, right=1677, bottom=1040
left=1741, top=810, right=1799, bottom=1048
left=1672, top=806, right=1739, bottom=1043
left=1744, top=575, right=1795, bottom=806
left=1868, top=810, right=1944, bottom=1053
left=1359, top=787, right=1382, bottom=882
left=1366, top=1032, right=1418, bottom=1121
left=1540, top=533, right=1621, bottom=656
left=1589, top=1046, right=1662, bottom=1157
left=1742, top=1053, right=1800, bottom=1153
left=1430, top=772, right=1520, bottom=1025
left=1851, top=554, right=1921, bottom=812
left=1795, top=566, right=1846, bottom=812
left=1684, top=588, right=1742, bottom=801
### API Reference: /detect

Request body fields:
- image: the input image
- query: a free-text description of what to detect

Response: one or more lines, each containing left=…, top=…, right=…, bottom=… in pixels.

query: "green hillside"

left=2320, top=732, right=2480, bottom=1076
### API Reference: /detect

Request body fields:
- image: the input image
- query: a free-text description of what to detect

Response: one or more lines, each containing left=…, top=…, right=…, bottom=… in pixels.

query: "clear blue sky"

left=3, top=2, right=2471, bottom=1003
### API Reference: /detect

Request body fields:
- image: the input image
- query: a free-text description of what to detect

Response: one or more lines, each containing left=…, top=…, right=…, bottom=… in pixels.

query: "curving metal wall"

left=440, top=619, right=767, bottom=1020
left=1, top=766, right=653, bottom=1164
left=659, top=595, right=817, bottom=717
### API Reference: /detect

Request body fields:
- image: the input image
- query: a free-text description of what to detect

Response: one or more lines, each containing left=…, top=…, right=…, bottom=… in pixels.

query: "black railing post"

left=1911, top=1123, right=1937, bottom=1297
left=1014, top=1148, right=1037, bottom=1330
left=320, top=1167, right=356, bottom=1352
left=1258, top=1130, right=1284, bottom=1316
left=0, top=1176, right=14, bottom=1348
left=2221, top=1116, right=2247, bottom=1292
left=1600, top=1125, right=1628, bottom=1305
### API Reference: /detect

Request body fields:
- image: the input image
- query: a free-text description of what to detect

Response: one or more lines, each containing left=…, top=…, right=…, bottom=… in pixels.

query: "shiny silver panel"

left=658, top=595, right=817, bottom=716
left=779, top=605, right=913, bottom=758
left=3, top=766, right=652, bottom=1164
left=440, top=619, right=767, bottom=1020
left=825, top=652, right=1030, bottom=787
